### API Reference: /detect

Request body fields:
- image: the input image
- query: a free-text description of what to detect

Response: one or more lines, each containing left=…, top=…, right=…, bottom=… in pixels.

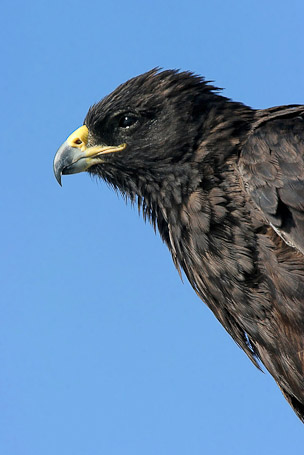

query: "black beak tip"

left=53, top=162, right=63, bottom=186
left=53, top=148, right=65, bottom=186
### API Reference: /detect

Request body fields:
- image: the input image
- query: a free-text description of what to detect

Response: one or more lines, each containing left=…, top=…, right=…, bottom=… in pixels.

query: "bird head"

left=53, top=69, right=221, bottom=193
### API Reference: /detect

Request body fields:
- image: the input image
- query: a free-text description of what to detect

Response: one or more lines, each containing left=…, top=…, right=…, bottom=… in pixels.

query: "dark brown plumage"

left=54, top=69, right=304, bottom=421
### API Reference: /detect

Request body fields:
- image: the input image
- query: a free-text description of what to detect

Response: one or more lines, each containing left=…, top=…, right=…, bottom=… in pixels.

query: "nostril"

left=74, top=139, right=82, bottom=145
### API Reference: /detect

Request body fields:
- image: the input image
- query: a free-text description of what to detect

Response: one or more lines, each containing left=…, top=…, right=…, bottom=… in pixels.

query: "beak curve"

left=53, top=140, right=86, bottom=186
left=53, top=125, right=126, bottom=185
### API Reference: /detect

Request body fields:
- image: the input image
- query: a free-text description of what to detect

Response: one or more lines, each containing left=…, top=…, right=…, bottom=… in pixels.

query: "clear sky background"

left=1, top=1, right=304, bottom=453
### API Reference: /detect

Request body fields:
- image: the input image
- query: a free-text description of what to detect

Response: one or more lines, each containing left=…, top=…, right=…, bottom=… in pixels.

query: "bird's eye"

left=119, top=115, right=138, bottom=129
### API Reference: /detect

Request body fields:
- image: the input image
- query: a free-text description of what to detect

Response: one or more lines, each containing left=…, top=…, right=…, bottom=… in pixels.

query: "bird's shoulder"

left=239, top=104, right=304, bottom=254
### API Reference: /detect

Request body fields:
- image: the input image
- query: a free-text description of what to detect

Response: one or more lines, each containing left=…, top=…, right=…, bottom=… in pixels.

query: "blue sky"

left=2, top=0, right=304, bottom=453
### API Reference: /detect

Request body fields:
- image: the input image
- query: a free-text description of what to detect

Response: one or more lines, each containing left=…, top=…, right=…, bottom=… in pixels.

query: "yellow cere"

left=66, top=125, right=89, bottom=151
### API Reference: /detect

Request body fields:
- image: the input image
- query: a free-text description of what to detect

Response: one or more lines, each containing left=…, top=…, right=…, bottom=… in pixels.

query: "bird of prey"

left=54, top=69, right=304, bottom=421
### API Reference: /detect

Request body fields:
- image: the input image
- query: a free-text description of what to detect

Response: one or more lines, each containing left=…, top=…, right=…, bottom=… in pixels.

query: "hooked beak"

left=53, top=125, right=126, bottom=185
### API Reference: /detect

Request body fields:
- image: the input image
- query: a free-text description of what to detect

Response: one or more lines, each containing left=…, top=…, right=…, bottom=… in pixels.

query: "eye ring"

left=118, top=114, right=138, bottom=129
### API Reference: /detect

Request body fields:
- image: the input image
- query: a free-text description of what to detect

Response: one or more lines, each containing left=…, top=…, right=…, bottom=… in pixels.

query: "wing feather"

left=239, top=106, right=304, bottom=253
